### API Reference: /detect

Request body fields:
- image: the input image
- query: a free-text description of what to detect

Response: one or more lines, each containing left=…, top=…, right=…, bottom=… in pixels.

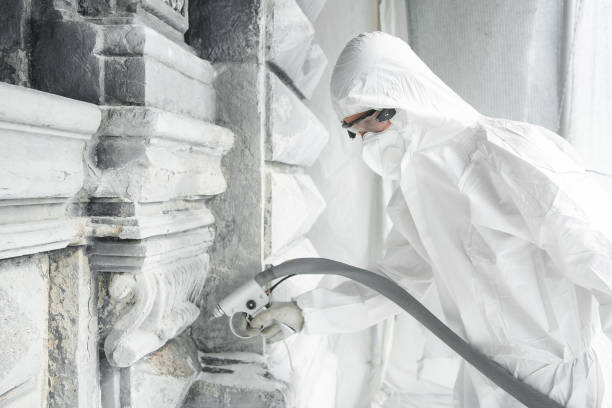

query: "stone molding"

left=89, top=227, right=214, bottom=274
left=99, top=25, right=213, bottom=87
left=87, top=105, right=233, bottom=368
left=90, top=107, right=232, bottom=202
left=81, top=0, right=189, bottom=39
left=77, top=16, right=233, bottom=370
left=98, top=25, right=216, bottom=121
left=0, top=82, right=100, bottom=259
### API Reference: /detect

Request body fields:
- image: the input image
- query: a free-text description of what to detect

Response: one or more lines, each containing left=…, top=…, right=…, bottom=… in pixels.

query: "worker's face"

left=343, top=110, right=392, bottom=139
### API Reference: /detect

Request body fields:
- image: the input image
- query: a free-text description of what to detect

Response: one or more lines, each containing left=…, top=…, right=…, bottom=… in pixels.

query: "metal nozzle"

left=212, top=304, right=224, bottom=319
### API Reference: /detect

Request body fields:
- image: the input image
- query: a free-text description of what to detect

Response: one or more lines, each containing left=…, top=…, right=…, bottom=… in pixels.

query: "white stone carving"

left=90, top=226, right=214, bottom=272
left=88, top=104, right=232, bottom=367
left=85, top=23, right=234, bottom=370
left=90, top=107, right=233, bottom=203
left=103, top=252, right=208, bottom=367
left=0, top=82, right=100, bottom=259
left=125, top=0, right=189, bottom=34
left=163, top=0, right=185, bottom=14
left=268, top=73, right=329, bottom=166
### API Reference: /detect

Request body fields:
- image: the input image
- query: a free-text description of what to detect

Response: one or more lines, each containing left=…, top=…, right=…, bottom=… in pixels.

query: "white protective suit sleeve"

left=295, top=227, right=434, bottom=334
left=479, top=124, right=612, bottom=300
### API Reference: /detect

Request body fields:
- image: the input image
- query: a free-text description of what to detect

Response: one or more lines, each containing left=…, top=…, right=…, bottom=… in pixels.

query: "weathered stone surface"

left=186, top=0, right=265, bottom=63
left=182, top=352, right=287, bottom=408
left=267, top=72, right=329, bottom=166
left=100, top=25, right=216, bottom=121
left=32, top=19, right=103, bottom=104
left=267, top=172, right=326, bottom=255
left=295, top=0, right=327, bottom=23
left=0, top=254, right=48, bottom=406
left=34, top=21, right=216, bottom=121
left=0, top=82, right=100, bottom=259
left=119, top=334, right=200, bottom=407
left=89, top=107, right=233, bottom=203
left=78, top=0, right=189, bottom=39
left=99, top=333, right=199, bottom=408
left=90, top=227, right=214, bottom=273
left=89, top=205, right=215, bottom=240
left=268, top=0, right=314, bottom=86
left=191, top=63, right=265, bottom=354
left=137, top=0, right=189, bottom=32
left=99, top=251, right=209, bottom=367
left=0, top=0, right=31, bottom=86
left=48, top=247, right=100, bottom=408
left=0, top=82, right=100, bottom=198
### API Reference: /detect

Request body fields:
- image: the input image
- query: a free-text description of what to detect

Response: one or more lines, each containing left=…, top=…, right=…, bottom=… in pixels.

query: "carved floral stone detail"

left=164, top=0, right=185, bottom=14
left=103, top=254, right=208, bottom=367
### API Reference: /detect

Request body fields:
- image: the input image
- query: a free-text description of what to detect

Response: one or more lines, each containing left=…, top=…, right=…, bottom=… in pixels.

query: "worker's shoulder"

left=475, top=118, right=584, bottom=174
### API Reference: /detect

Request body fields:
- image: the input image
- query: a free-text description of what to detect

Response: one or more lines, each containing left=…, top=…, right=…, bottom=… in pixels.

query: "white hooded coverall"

left=295, top=32, right=612, bottom=407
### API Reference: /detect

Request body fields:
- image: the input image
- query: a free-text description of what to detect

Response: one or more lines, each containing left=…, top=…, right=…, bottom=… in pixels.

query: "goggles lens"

left=342, top=109, right=396, bottom=138
left=346, top=112, right=390, bottom=134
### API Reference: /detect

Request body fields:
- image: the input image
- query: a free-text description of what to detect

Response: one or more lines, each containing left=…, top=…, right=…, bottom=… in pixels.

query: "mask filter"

left=361, top=128, right=406, bottom=180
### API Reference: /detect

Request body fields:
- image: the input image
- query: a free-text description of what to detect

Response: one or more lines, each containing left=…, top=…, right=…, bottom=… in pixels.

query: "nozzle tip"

left=211, top=304, right=224, bottom=319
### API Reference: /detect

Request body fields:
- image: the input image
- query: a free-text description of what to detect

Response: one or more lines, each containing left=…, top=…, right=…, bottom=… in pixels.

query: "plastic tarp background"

left=560, top=0, right=612, bottom=174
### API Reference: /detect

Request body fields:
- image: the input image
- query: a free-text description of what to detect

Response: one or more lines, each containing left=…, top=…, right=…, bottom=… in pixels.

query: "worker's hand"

left=250, top=301, right=304, bottom=343
left=233, top=312, right=263, bottom=337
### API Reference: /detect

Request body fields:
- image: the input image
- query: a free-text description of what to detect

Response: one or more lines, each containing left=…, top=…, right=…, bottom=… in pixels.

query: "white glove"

left=249, top=301, right=304, bottom=343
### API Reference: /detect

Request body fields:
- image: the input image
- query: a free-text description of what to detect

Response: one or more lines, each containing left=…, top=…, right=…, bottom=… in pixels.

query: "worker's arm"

left=294, top=227, right=434, bottom=335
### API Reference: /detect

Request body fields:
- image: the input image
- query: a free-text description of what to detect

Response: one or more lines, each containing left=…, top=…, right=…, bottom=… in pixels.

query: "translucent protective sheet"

left=560, top=0, right=612, bottom=174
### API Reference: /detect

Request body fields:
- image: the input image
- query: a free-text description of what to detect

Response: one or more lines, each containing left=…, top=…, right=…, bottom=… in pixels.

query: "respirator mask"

left=361, top=126, right=406, bottom=180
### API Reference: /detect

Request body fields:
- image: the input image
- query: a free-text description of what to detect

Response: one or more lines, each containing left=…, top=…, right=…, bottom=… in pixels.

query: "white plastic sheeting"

left=560, top=0, right=612, bottom=174
left=401, top=0, right=564, bottom=133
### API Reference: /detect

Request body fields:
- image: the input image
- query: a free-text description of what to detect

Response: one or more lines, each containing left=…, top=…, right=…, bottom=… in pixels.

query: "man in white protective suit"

left=248, top=31, right=612, bottom=407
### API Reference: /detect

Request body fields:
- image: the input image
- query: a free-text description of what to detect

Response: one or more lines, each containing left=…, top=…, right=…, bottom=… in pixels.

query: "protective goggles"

left=341, top=108, right=397, bottom=139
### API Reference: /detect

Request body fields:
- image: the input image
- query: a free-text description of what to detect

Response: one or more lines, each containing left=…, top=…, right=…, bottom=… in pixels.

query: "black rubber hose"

left=255, top=258, right=564, bottom=408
